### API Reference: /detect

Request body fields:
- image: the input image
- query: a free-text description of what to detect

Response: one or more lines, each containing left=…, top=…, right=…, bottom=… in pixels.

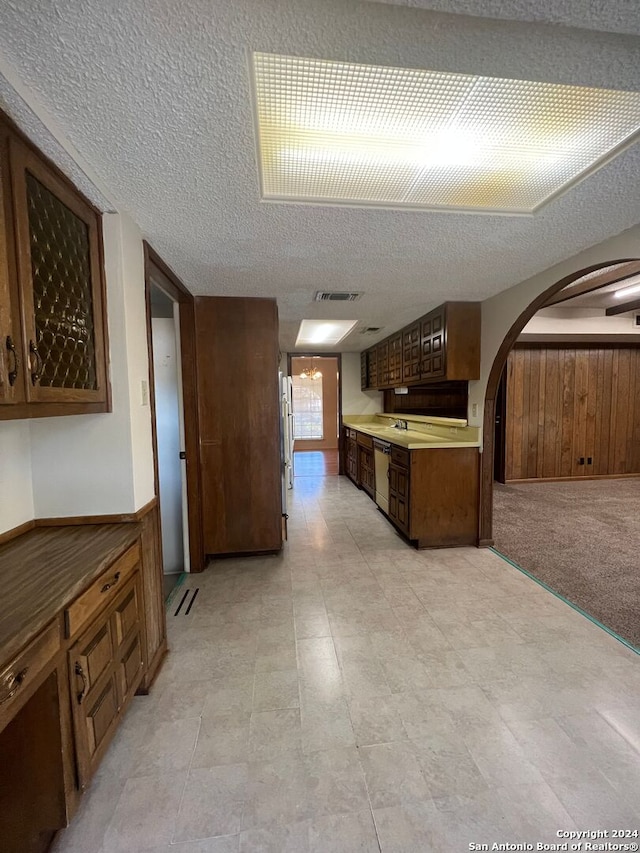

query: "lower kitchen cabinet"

left=343, top=427, right=479, bottom=548
left=69, top=567, right=145, bottom=788
left=345, top=428, right=358, bottom=484
left=0, top=522, right=164, bottom=852
left=392, top=446, right=479, bottom=547
left=357, top=433, right=375, bottom=499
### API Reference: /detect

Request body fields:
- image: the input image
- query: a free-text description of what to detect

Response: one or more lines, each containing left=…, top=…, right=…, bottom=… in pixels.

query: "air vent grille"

left=315, top=291, right=362, bottom=302
left=361, top=326, right=382, bottom=334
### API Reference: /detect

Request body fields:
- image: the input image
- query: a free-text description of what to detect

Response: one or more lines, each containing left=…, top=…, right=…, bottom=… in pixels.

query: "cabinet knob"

left=75, top=662, right=88, bottom=705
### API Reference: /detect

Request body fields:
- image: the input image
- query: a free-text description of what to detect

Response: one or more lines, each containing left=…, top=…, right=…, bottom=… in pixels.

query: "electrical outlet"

left=141, top=379, right=149, bottom=406
left=471, top=403, right=478, bottom=418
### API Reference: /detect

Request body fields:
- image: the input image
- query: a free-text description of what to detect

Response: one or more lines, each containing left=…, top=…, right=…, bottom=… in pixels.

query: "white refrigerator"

left=280, top=374, right=294, bottom=498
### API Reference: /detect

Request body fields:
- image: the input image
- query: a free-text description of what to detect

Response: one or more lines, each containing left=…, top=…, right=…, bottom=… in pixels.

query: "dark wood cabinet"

left=388, top=460, right=410, bottom=535
left=402, top=322, right=421, bottom=384
left=360, top=351, right=367, bottom=391
left=357, top=432, right=375, bottom=498
left=368, top=347, right=378, bottom=388
left=388, top=333, right=403, bottom=386
left=377, top=340, right=389, bottom=388
left=420, top=307, right=445, bottom=379
left=195, top=297, right=282, bottom=557
left=345, top=429, right=358, bottom=484
left=361, top=302, right=480, bottom=390
left=0, top=114, right=110, bottom=419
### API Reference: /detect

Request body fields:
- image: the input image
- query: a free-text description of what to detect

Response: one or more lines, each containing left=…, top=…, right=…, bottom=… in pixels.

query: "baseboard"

left=505, top=474, right=640, bottom=484
left=35, top=497, right=159, bottom=527
left=477, top=538, right=495, bottom=547
left=0, top=519, right=36, bottom=545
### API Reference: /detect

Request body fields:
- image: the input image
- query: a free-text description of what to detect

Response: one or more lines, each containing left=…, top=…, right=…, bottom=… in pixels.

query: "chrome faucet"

left=394, top=419, right=408, bottom=430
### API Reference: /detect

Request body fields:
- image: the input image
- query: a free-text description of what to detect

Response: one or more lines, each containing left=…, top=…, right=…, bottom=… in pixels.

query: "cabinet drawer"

left=65, top=542, right=141, bottom=638
left=391, top=446, right=410, bottom=468
left=0, top=619, right=60, bottom=728
left=356, top=432, right=373, bottom=449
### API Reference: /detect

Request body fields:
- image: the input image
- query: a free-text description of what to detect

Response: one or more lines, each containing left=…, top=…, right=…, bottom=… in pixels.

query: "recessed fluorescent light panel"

left=296, top=319, right=358, bottom=347
left=251, top=52, right=640, bottom=214
left=614, top=278, right=640, bottom=300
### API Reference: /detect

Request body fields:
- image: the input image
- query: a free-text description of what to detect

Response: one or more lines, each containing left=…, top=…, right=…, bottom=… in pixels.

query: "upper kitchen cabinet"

left=420, top=302, right=480, bottom=382
left=0, top=115, right=110, bottom=420
left=362, top=301, right=480, bottom=390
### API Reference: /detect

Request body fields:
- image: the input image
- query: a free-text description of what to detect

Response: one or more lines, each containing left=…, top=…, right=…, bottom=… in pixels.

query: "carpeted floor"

left=493, top=479, right=640, bottom=650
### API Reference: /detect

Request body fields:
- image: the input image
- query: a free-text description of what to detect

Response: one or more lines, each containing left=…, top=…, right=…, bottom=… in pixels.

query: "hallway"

left=53, top=474, right=640, bottom=852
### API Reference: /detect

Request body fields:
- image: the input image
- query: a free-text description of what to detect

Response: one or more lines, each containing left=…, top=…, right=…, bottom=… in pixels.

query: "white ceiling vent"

left=315, top=291, right=362, bottom=302
left=360, top=326, right=382, bottom=334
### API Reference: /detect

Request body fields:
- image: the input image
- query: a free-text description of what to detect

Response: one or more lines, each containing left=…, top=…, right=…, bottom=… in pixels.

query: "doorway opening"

left=482, top=257, right=640, bottom=650
left=149, top=282, right=187, bottom=599
left=288, top=354, right=342, bottom=478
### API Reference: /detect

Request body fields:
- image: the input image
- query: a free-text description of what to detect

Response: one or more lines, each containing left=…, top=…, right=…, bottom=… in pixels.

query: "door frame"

left=143, top=242, right=205, bottom=572
left=479, top=258, right=640, bottom=545
left=287, top=352, right=343, bottom=474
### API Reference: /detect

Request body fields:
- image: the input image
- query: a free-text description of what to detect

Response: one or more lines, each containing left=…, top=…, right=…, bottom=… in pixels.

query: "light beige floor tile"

left=130, top=717, right=200, bottom=778
left=249, top=708, right=302, bottom=760
left=147, top=837, right=239, bottom=852
left=173, top=765, right=248, bottom=842
left=102, top=773, right=186, bottom=853
left=412, top=734, right=488, bottom=798
left=373, top=800, right=449, bottom=853
left=253, top=669, right=300, bottom=711
left=192, top=714, right=251, bottom=767
left=308, top=809, right=379, bottom=853
left=360, top=741, right=430, bottom=808
left=348, top=694, right=408, bottom=746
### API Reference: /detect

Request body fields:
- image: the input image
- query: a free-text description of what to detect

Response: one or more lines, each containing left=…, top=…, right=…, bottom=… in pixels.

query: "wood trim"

left=513, top=341, right=640, bottom=350
left=605, top=297, right=640, bottom=316
left=143, top=243, right=204, bottom=573
left=479, top=258, right=640, bottom=545
left=0, top=519, right=35, bottom=545
left=34, top=497, right=158, bottom=528
left=505, top=473, right=640, bottom=484
left=544, top=261, right=640, bottom=307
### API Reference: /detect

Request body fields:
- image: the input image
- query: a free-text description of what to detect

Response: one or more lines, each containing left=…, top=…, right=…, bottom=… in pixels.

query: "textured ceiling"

left=365, top=0, right=640, bottom=36
left=1, top=0, right=639, bottom=352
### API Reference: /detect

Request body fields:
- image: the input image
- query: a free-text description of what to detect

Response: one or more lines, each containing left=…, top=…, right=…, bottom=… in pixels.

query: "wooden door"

left=420, top=308, right=445, bottom=380
left=377, top=340, right=389, bottom=388
left=388, top=462, right=409, bottom=535
left=388, top=333, right=402, bottom=385
left=195, top=297, right=282, bottom=556
left=368, top=347, right=378, bottom=388
left=402, top=322, right=421, bottom=384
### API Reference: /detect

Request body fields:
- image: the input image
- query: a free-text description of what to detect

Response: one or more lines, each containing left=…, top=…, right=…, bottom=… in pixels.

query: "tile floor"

left=52, top=474, right=640, bottom=852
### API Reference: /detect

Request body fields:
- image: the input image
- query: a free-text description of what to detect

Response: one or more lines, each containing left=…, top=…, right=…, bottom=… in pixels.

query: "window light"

left=251, top=52, right=640, bottom=215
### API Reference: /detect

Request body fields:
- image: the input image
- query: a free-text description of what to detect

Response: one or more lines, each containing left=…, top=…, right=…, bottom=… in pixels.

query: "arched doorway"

left=479, top=258, right=640, bottom=545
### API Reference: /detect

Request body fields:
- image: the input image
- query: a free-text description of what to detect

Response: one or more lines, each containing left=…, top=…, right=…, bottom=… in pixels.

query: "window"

left=292, top=375, right=323, bottom=439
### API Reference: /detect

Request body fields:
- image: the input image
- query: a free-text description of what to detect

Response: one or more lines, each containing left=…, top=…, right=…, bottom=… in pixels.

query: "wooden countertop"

left=0, top=524, right=141, bottom=662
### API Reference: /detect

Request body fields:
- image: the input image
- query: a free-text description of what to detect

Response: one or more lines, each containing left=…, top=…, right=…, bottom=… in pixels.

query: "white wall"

left=468, top=223, right=640, bottom=430
left=341, top=352, right=383, bottom=416
left=521, top=306, right=640, bottom=338
left=0, top=421, right=34, bottom=531
left=22, top=213, right=155, bottom=521
left=152, top=317, right=183, bottom=574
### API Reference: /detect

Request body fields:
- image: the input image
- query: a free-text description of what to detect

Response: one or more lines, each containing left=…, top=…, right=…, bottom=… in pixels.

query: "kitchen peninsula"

left=342, top=413, right=480, bottom=548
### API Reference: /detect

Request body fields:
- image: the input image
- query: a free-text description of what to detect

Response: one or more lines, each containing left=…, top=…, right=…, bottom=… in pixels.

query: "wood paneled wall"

left=382, top=381, right=468, bottom=419
left=505, top=345, right=640, bottom=481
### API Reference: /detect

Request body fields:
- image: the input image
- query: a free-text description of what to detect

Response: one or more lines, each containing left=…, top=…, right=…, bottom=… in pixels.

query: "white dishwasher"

left=373, top=439, right=391, bottom=514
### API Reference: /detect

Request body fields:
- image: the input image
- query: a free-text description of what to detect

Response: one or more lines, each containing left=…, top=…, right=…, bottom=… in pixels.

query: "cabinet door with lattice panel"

left=0, top=122, right=24, bottom=407
left=9, top=136, right=109, bottom=409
